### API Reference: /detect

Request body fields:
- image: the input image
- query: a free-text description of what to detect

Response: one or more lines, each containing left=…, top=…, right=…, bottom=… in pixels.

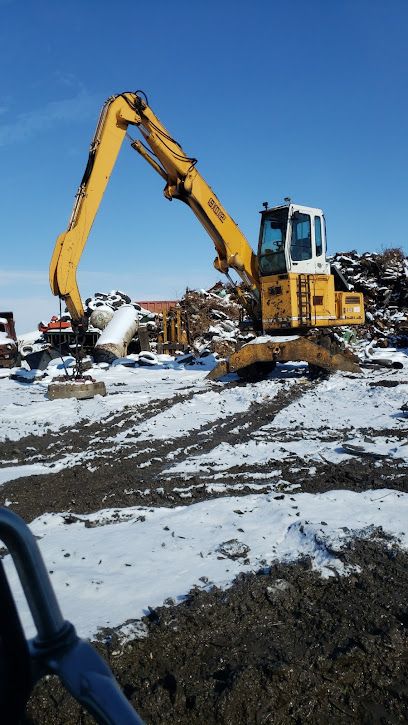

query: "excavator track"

left=207, top=336, right=360, bottom=381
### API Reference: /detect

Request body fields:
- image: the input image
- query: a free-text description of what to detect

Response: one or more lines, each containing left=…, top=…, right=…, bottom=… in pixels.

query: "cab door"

left=287, top=205, right=329, bottom=275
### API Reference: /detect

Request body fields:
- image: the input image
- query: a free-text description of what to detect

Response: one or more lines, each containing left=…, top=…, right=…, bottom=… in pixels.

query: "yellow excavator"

left=50, top=91, right=364, bottom=379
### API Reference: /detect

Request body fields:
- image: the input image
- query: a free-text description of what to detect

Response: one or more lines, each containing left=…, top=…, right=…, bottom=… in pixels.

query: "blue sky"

left=1, top=0, right=407, bottom=332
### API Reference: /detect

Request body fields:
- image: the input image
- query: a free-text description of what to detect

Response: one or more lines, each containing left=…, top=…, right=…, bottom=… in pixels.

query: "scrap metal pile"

left=35, top=284, right=253, bottom=364
left=40, top=291, right=156, bottom=335
left=11, top=248, right=408, bottom=379
left=180, top=283, right=253, bottom=357
left=86, top=291, right=156, bottom=329
left=331, top=248, right=408, bottom=347
left=180, top=249, right=408, bottom=355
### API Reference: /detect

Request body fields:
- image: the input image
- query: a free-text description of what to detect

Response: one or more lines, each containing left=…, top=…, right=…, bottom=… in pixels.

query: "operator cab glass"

left=258, top=206, right=289, bottom=275
left=290, top=212, right=312, bottom=261
left=315, top=216, right=323, bottom=256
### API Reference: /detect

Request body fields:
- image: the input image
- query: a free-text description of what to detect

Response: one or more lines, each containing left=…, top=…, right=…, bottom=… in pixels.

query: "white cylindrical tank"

left=94, top=305, right=139, bottom=362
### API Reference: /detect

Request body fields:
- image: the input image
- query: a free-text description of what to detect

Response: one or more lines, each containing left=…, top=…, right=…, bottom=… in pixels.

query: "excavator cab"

left=257, top=202, right=364, bottom=334
left=258, top=203, right=330, bottom=277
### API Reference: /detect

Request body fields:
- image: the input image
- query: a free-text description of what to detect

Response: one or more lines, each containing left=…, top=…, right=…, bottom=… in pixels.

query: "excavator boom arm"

left=50, top=92, right=259, bottom=321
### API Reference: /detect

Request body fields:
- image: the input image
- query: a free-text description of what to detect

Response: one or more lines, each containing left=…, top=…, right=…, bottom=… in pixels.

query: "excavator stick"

left=207, top=338, right=361, bottom=381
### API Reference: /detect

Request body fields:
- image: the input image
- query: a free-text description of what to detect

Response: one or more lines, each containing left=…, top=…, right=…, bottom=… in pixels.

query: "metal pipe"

left=94, top=304, right=139, bottom=362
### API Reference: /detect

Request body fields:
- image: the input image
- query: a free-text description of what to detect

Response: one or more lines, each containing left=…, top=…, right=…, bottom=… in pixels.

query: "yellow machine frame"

left=50, top=91, right=364, bottom=376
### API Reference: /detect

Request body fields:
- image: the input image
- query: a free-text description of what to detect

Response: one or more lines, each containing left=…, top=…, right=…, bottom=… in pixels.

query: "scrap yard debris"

left=331, top=247, right=408, bottom=346
left=4, top=248, right=408, bottom=383
left=40, top=290, right=157, bottom=334
left=0, top=312, right=19, bottom=368
left=181, top=282, right=250, bottom=357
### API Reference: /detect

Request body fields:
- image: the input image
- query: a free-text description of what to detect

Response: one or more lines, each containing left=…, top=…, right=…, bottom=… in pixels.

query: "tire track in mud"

left=0, top=387, right=202, bottom=465
left=0, top=379, right=308, bottom=520
left=2, top=375, right=407, bottom=522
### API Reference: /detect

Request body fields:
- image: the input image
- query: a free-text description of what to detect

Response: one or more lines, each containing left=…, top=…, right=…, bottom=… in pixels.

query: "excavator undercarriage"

left=207, top=332, right=360, bottom=381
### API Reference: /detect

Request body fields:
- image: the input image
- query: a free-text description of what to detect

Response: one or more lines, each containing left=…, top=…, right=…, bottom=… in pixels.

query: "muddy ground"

left=1, top=378, right=407, bottom=521
left=26, top=540, right=408, bottom=724
left=1, top=373, right=407, bottom=723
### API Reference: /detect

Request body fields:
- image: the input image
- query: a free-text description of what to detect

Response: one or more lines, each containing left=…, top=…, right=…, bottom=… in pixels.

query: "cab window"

left=290, top=213, right=312, bottom=261
left=259, top=216, right=287, bottom=275
left=315, top=216, right=323, bottom=256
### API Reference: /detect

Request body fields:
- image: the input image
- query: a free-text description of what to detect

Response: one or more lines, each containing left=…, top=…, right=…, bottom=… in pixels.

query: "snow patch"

left=4, top=489, right=408, bottom=640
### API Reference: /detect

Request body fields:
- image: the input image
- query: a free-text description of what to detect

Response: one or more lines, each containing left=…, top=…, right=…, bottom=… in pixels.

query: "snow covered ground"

left=0, top=348, right=408, bottom=641
left=0, top=357, right=211, bottom=442
left=4, top=489, right=408, bottom=639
